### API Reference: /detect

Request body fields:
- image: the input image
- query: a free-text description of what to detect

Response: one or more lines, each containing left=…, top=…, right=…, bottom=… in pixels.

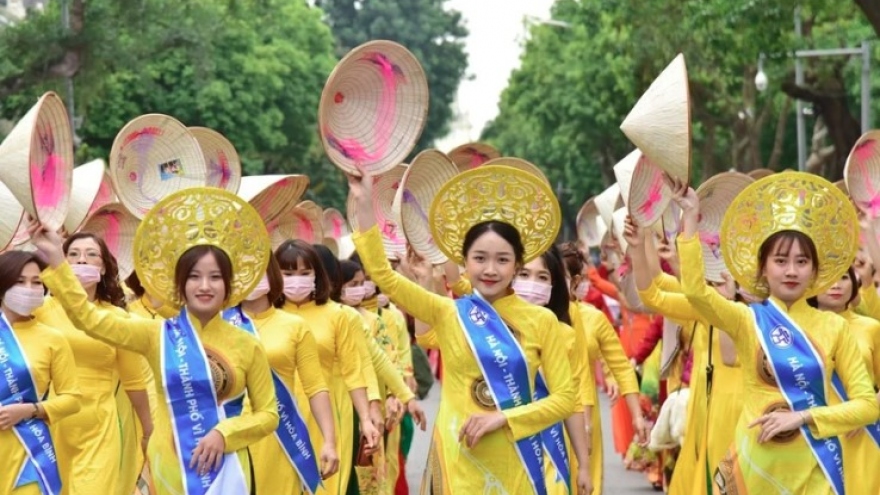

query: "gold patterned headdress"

left=133, top=187, right=271, bottom=308
left=429, top=165, right=561, bottom=264
left=720, top=172, right=858, bottom=298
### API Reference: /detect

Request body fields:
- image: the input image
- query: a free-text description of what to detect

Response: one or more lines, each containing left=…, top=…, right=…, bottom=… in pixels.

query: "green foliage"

left=315, top=0, right=468, bottom=150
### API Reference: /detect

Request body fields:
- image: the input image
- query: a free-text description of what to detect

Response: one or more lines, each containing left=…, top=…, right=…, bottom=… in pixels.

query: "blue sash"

left=534, top=373, right=571, bottom=492
left=162, top=308, right=246, bottom=495
left=751, top=300, right=845, bottom=495
left=831, top=372, right=880, bottom=448
left=455, top=294, right=547, bottom=495
left=222, top=307, right=324, bottom=494
left=0, top=314, right=62, bottom=495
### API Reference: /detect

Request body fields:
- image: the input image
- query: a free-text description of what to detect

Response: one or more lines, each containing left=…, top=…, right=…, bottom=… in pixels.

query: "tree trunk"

left=854, top=0, right=880, bottom=37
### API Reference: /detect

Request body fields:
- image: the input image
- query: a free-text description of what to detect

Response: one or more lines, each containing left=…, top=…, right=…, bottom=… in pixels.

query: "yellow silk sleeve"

left=568, top=306, right=595, bottom=408
left=338, top=306, right=375, bottom=397
left=364, top=327, right=415, bottom=403
left=389, top=308, right=414, bottom=377
left=214, top=338, right=279, bottom=451
left=41, top=262, right=157, bottom=354
left=451, top=278, right=472, bottom=297
left=582, top=305, right=639, bottom=396
left=559, top=321, right=588, bottom=411
left=656, top=272, right=683, bottom=293
left=678, top=235, right=751, bottom=344
left=415, top=328, right=439, bottom=349
left=857, top=286, right=880, bottom=321
left=116, top=348, right=151, bottom=391
left=637, top=273, right=700, bottom=325
left=502, top=311, right=576, bottom=440
left=810, top=322, right=880, bottom=437
left=294, top=327, right=329, bottom=398
left=41, top=330, right=82, bottom=423
left=353, top=227, right=457, bottom=331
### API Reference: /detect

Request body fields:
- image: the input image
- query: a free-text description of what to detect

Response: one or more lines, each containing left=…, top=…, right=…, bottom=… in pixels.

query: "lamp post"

left=755, top=8, right=872, bottom=171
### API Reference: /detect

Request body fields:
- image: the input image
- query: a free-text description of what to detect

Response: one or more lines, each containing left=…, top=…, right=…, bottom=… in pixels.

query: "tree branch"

left=854, top=0, right=880, bottom=37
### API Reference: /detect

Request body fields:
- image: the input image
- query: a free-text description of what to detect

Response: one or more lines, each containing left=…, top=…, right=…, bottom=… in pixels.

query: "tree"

left=0, top=1, right=346, bottom=207
left=315, top=0, right=468, bottom=150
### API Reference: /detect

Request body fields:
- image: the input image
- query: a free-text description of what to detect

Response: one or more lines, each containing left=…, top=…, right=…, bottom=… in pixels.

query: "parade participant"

left=560, top=242, right=643, bottom=494
left=671, top=172, right=879, bottom=494
left=0, top=251, right=81, bottom=495
left=33, top=232, right=152, bottom=495
left=231, top=252, right=339, bottom=494
left=275, top=240, right=380, bottom=495
left=29, top=188, right=280, bottom=495
left=349, top=165, right=575, bottom=494
left=808, top=266, right=880, bottom=494
left=126, top=271, right=179, bottom=320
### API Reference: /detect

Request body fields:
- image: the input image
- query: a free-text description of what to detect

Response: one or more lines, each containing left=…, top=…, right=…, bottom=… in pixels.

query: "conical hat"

left=237, top=175, right=309, bottom=226
left=64, top=159, right=116, bottom=234
left=660, top=201, right=682, bottom=243
left=80, top=203, right=140, bottom=280
left=0, top=92, right=74, bottom=231
left=482, top=157, right=550, bottom=185
left=613, top=149, right=640, bottom=207
left=844, top=130, right=880, bottom=217
left=356, top=164, right=408, bottom=257
left=337, top=234, right=356, bottom=260
left=322, top=237, right=340, bottom=258
left=833, top=179, right=848, bottom=195
left=612, top=207, right=630, bottom=253
left=189, top=127, right=242, bottom=193
left=594, top=184, right=622, bottom=230
left=398, top=149, right=459, bottom=264
left=319, top=40, right=429, bottom=176
left=0, top=182, right=24, bottom=251
left=322, top=208, right=350, bottom=241
left=576, top=198, right=607, bottom=248
left=695, top=172, right=754, bottom=282
left=628, top=153, right=673, bottom=227
left=109, top=114, right=207, bottom=219
left=747, top=168, right=774, bottom=180
left=620, top=54, right=691, bottom=182
left=270, top=200, right=324, bottom=249
left=448, top=142, right=500, bottom=172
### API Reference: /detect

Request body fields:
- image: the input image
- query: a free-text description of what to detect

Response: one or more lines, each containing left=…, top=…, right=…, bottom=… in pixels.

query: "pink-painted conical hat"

left=398, top=150, right=459, bottom=264
left=322, top=208, right=350, bottom=241
left=448, top=142, right=500, bottom=172
left=844, top=130, right=880, bottom=217
left=620, top=54, right=691, bottom=183
left=109, top=114, right=207, bottom=219
left=349, top=164, right=409, bottom=257
left=628, top=153, right=673, bottom=227
left=0, top=92, right=74, bottom=231
left=238, top=175, right=309, bottom=227
left=64, top=159, right=117, bottom=234
left=80, top=203, right=140, bottom=279
left=319, top=40, right=428, bottom=177
left=189, top=127, right=242, bottom=193
left=695, top=172, right=754, bottom=282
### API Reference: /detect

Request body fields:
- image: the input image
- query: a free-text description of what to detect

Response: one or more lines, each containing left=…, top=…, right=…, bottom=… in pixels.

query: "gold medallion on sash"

left=205, top=348, right=235, bottom=401
left=471, top=378, right=496, bottom=410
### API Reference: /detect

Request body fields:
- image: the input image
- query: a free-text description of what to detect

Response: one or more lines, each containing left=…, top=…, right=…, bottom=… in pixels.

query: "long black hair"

left=534, top=245, right=572, bottom=325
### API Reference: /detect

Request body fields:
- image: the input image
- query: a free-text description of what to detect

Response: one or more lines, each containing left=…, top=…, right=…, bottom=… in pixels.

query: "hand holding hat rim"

left=664, top=173, right=699, bottom=239
left=25, top=216, right=65, bottom=269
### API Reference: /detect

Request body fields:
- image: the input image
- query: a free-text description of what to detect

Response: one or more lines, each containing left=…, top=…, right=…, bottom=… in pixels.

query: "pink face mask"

left=71, top=264, right=102, bottom=287
left=283, top=275, right=315, bottom=303
left=3, top=285, right=45, bottom=316
left=512, top=279, right=552, bottom=306
left=377, top=294, right=390, bottom=308
left=245, top=275, right=270, bottom=301
left=574, top=281, right=589, bottom=301
left=342, top=286, right=367, bottom=306
left=363, top=280, right=377, bottom=299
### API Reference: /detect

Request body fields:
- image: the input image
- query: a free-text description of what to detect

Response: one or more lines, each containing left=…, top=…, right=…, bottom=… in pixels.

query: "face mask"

left=283, top=275, right=315, bottom=302
left=512, top=279, right=552, bottom=306
left=245, top=276, right=270, bottom=301
left=377, top=294, right=390, bottom=308
left=342, top=286, right=367, bottom=306
left=363, top=280, right=377, bottom=299
left=3, top=285, right=45, bottom=316
left=575, top=281, right=589, bottom=301
left=71, top=264, right=102, bottom=286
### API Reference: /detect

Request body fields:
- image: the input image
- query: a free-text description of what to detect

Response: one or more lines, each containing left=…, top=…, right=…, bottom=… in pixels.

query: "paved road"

left=404, top=385, right=657, bottom=494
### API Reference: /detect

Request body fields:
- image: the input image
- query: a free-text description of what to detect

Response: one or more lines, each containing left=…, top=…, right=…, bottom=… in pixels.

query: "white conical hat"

left=0, top=92, right=74, bottom=231
left=64, top=159, right=116, bottom=234
left=612, top=207, right=630, bottom=253
left=576, top=198, right=606, bottom=248
left=237, top=175, right=309, bottom=227
left=0, top=181, right=24, bottom=251
left=80, top=203, right=140, bottom=280
left=696, top=172, right=754, bottom=282
left=337, top=234, right=356, bottom=260
left=398, top=149, right=459, bottom=264
left=109, top=114, right=208, bottom=219
left=322, top=208, right=350, bottom=241
left=595, top=183, right=622, bottom=231
left=348, top=164, right=408, bottom=257
left=269, top=200, right=324, bottom=249
left=189, top=127, right=242, bottom=194
left=613, top=149, right=640, bottom=207
left=628, top=153, right=673, bottom=227
left=620, top=54, right=691, bottom=182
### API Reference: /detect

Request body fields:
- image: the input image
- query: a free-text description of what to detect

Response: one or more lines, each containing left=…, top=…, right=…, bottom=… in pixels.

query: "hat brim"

left=190, top=127, right=242, bottom=194
left=80, top=203, right=139, bottom=280
left=399, top=149, right=459, bottom=264
left=448, top=142, right=500, bottom=172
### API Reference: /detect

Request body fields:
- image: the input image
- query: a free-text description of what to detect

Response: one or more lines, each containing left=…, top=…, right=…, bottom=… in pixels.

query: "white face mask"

left=362, top=280, right=377, bottom=299
left=245, top=275, right=270, bottom=301
left=283, top=275, right=315, bottom=303
left=3, top=286, right=45, bottom=317
left=71, top=264, right=102, bottom=286
left=575, top=281, right=589, bottom=301
left=512, top=279, right=552, bottom=306
left=341, top=286, right=367, bottom=306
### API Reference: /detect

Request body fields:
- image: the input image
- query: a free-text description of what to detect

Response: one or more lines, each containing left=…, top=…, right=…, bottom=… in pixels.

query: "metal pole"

left=862, top=40, right=872, bottom=132
left=60, top=0, right=76, bottom=141
left=794, top=8, right=806, bottom=171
